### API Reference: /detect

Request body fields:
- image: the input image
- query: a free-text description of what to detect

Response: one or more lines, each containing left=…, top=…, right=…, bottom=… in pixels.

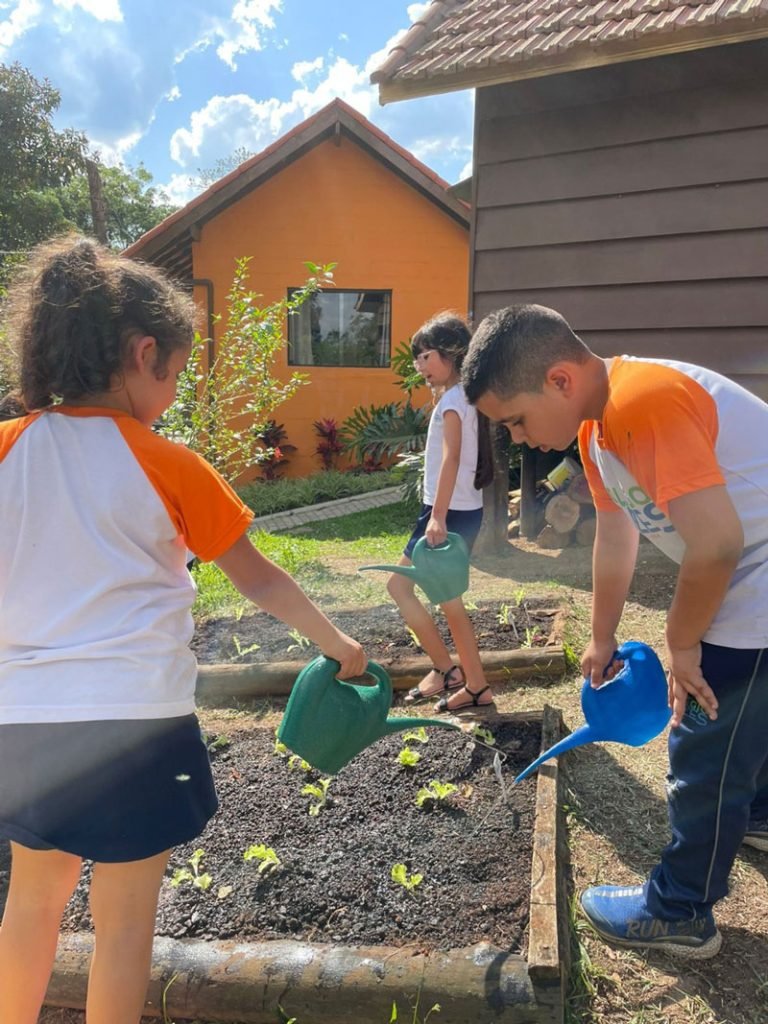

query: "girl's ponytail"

left=3, top=235, right=195, bottom=410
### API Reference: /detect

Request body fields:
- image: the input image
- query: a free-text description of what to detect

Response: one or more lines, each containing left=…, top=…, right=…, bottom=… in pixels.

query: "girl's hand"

left=425, top=515, right=447, bottom=547
left=581, top=636, right=623, bottom=688
left=322, top=631, right=367, bottom=680
left=665, top=641, right=718, bottom=727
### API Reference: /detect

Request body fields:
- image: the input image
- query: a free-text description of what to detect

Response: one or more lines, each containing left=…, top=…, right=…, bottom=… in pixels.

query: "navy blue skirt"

left=0, top=715, right=217, bottom=863
left=404, top=504, right=484, bottom=559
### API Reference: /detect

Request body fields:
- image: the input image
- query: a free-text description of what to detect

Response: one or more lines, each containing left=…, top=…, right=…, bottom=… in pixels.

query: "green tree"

left=0, top=62, right=86, bottom=257
left=158, top=257, right=336, bottom=483
left=58, top=162, right=177, bottom=250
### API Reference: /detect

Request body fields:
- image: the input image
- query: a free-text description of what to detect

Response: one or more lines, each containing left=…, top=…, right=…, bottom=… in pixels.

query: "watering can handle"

left=365, top=660, right=392, bottom=697
left=319, top=656, right=391, bottom=693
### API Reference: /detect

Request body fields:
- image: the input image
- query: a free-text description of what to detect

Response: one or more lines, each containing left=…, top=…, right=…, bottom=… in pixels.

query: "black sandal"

left=404, top=664, right=464, bottom=704
left=434, top=684, right=494, bottom=713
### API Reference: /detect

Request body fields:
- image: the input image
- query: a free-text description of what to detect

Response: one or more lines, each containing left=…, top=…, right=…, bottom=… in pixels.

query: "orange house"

left=125, top=99, right=470, bottom=478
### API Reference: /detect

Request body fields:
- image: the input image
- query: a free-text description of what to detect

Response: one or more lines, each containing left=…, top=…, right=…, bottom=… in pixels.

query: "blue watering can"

left=514, top=640, right=671, bottom=783
left=358, top=532, right=470, bottom=604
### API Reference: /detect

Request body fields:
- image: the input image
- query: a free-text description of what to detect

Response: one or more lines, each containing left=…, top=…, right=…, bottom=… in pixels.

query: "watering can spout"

left=359, top=532, right=470, bottom=604
left=379, top=715, right=461, bottom=738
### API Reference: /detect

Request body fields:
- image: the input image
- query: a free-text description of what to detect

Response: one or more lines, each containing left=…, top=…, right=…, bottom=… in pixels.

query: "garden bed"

left=37, top=709, right=567, bottom=1023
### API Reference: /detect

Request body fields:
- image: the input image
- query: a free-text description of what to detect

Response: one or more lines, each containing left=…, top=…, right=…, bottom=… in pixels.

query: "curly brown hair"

left=3, top=235, right=196, bottom=411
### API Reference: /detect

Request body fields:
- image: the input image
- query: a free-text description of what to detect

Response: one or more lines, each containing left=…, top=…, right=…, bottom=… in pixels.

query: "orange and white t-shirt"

left=0, top=406, right=254, bottom=724
left=579, top=356, right=768, bottom=649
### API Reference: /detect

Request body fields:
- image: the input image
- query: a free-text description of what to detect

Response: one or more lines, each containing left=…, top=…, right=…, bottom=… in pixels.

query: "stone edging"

left=249, top=485, right=404, bottom=533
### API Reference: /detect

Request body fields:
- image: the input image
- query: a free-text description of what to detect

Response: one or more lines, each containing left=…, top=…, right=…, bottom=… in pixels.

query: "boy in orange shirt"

left=462, top=303, right=768, bottom=960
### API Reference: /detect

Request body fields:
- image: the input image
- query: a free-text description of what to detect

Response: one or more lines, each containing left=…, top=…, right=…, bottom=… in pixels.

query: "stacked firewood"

left=508, top=471, right=596, bottom=547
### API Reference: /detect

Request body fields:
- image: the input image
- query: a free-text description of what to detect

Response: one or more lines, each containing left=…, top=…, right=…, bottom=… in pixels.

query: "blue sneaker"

left=580, top=885, right=722, bottom=960
left=743, top=819, right=768, bottom=852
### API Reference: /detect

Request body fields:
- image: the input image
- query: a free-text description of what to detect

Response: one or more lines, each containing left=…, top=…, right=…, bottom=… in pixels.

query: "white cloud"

left=215, top=0, right=281, bottom=70
left=407, top=2, right=432, bottom=21
left=459, top=158, right=473, bottom=181
left=158, top=172, right=205, bottom=207
left=89, top=129, right=142, bottom=166
left=170, top=55, right=373, bottom=170
left=166, top=85, right=181, bottom=102
left=291, top=55, right=323, bottom=83
left=0, top=0, right=42, bottom=55
left=410, top=135, right=472, bottom=164
left=53, top=0, right=122, bottom=21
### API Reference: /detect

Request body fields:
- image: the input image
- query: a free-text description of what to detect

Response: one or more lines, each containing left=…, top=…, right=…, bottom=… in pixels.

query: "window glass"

left=287, top=289, right=391, bottom=367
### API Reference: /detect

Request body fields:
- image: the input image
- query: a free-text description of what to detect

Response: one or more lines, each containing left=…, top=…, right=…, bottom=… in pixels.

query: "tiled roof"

left=124, top=99, right=468, bottom=275
left=372, top=0, right=768, bottom=101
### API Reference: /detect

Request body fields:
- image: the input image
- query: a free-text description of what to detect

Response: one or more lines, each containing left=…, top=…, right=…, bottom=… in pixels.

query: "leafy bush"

left=237, top=469, right=400, bottom=517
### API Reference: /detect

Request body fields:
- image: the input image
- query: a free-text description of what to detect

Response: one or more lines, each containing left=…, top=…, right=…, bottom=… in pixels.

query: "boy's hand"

left=581, top=637, right=623, bottom=688
left=322, top=632, right=367, bottom=680
left=425, top=515, right=447, bottom=547
left=666, top=642, right=718, bottom=727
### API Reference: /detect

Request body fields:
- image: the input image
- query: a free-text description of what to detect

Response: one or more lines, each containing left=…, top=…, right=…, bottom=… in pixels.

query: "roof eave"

left=376, top=22, right=768, bottom=105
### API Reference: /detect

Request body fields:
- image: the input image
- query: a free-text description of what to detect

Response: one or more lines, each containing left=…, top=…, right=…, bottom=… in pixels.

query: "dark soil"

left=1, top=718, right=542, bottom=954
left=191, top=598, right=560, bottom=667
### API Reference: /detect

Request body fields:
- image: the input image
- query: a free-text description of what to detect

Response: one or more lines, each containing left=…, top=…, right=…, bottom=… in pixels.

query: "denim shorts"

left=404, top=504, right=484, bottom=559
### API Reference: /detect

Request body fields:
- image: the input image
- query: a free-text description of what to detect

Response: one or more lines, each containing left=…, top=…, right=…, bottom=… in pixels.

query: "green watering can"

left=277, top=656, right=461, bottom=774
left=358, top=532, right=470, bottom=604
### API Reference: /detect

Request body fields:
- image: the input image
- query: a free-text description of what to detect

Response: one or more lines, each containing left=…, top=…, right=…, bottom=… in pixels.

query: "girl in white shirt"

left=387, top=312, right=494, bottom=712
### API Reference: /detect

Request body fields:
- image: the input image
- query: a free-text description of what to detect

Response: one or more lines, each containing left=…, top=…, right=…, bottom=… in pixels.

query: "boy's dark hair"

left=411, top=311, right=472, bottom=372
left=3, top=235, right=196, bottom=410
left=462, top=304, right=590, bottom=404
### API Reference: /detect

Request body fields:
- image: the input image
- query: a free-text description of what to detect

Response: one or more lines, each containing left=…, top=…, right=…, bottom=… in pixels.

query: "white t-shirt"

left=579, top=356, right=768, bottom=648
left=0, top=406, right=253, bottom=724
left=423, top=384, right=483, bottom=512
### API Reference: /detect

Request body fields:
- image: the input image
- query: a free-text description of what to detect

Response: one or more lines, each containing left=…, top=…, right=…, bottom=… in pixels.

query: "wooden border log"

left=195, top=647, right=566, bottom=703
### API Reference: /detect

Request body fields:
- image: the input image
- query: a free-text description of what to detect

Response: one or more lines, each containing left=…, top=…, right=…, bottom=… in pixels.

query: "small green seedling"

left=471, top=724, right=496, bottom=746
left=302, top=777, right=331, bottom=816
left=170, top=848, right=212, bottom=891
left=273, top=735, right=289, bottom=757
left=497, top=603, right=512, bottom=626
left=397, top=746, right=421, bottom=768
left=390, top=994, right=441, bottom=1022
left=231, top=635, right=261, bottom=660
left=514, top=587, right=527, bottom=607
left=402, top=726, right=429, bottom=745
left=205, top=732, right=231, bottom=753
left=464, top=599, right=479, bottom=611
left=522, top=626, right=543, bottom=648
left=414, top=780, right=458, bottom=809
left=287, top=628, right=311, bottom=653
left=391, top=863, right=423, bottom=892
left=243, top=843, right=281, bottom=874
left=405, top=626, right=420, bottom=648
left=288, top=754, right=313, bottom=772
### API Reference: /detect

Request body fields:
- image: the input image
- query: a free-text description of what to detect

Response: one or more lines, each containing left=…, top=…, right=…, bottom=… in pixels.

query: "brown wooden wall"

left=472, top=39, right=768, bottom=399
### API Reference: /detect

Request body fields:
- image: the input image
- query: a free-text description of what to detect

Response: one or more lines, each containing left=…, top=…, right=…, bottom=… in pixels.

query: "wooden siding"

left=472, top=39, right=768, bottom=399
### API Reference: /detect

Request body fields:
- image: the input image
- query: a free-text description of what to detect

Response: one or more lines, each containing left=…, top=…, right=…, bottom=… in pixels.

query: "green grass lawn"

left=192, top=503, right=414, bottom=619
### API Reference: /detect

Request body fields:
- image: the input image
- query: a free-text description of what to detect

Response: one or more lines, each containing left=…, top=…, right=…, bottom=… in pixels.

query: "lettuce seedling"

left=414, top=780, right=458, bottom=809
left=170, top=848, right=212, bottom=891
left=397, top=747, right=421, bottom=768
left=302, top=777, right=331, bottom=816
left=402, top=726, right=429, bottom=745
left=390, top=863, right=423, bottom=892
left=243, top=843, right=281, bottom=874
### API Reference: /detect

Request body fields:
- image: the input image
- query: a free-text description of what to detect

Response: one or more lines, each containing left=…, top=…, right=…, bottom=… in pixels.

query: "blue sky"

left=1, top=0, right=474, bottom=207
